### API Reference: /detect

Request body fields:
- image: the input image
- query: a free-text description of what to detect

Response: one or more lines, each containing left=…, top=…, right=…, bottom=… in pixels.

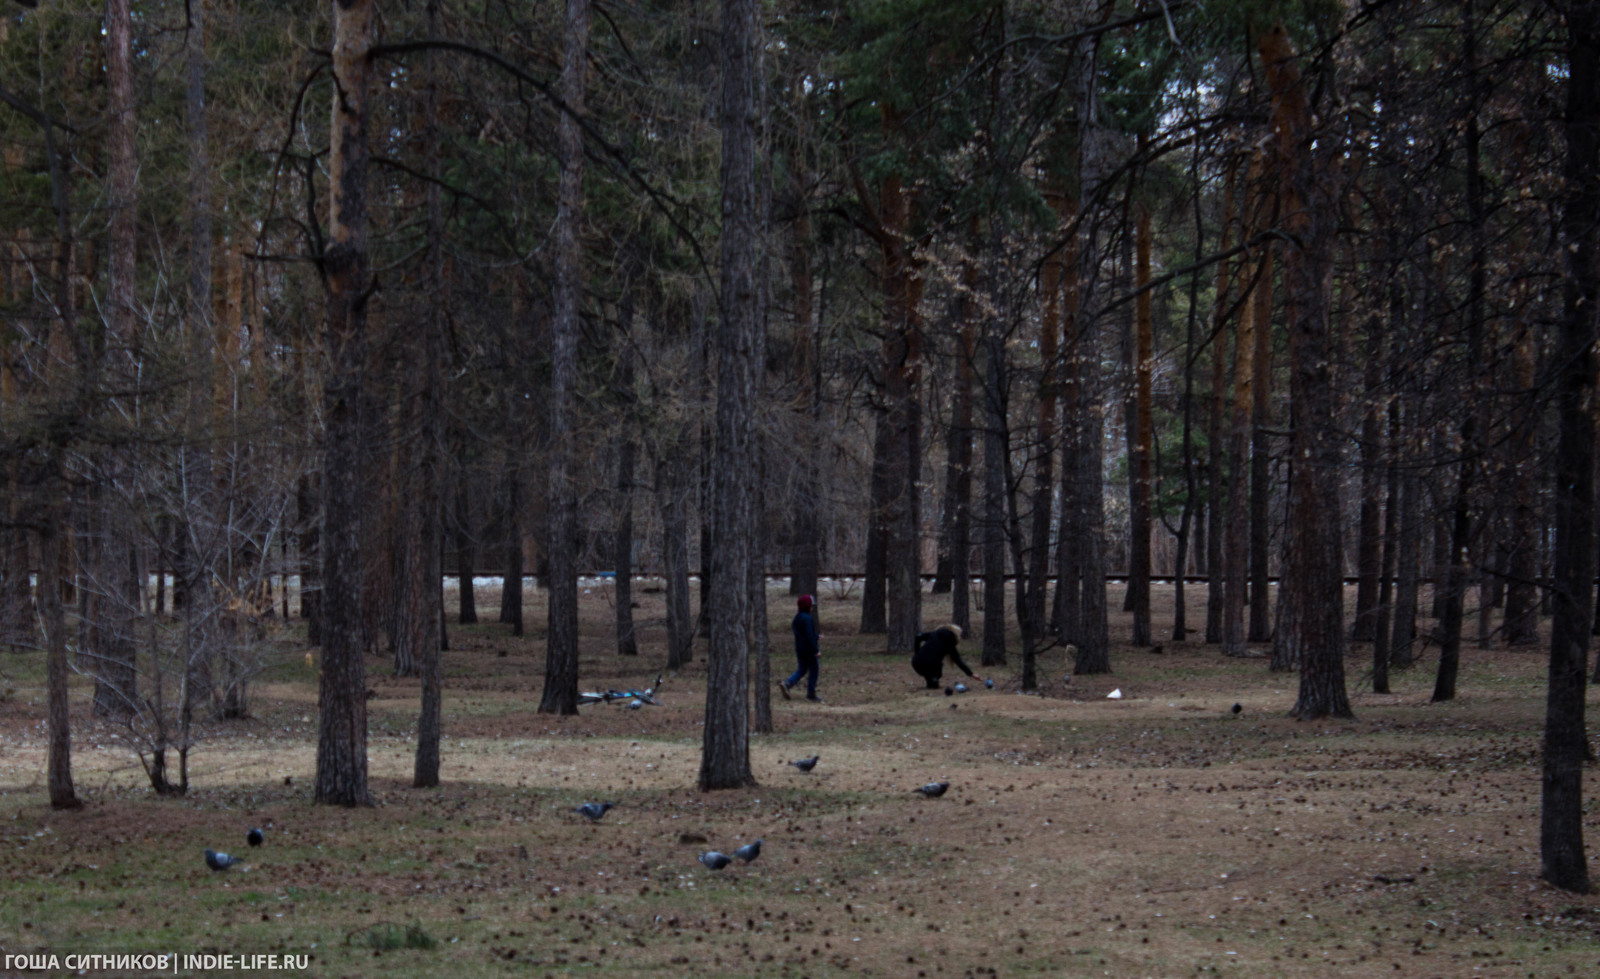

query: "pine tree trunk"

left=91, top=0, right=140, bottom=720
left=859, top=421, right=890, bottom=633
left=659, top=452, right=693, bottom=670
left=412, top=0, right=446, bottom=786
left=1051, top=204, right=1080, bottom=640
left=298, top=473, right=321, bottom=643
left=502, top=464, right=524, bottom=636
left=1504, top=323, right=1540, bottom=644
left=1258, top=21, right=1350, bottom=720
left=42, top=491, right=80, bottom=810
left=1373, top=400, right=1402, bottom=694
left=788, top=176, right=820, bottom=601
left=1223, top=209, right=1257, bottom=659
left=539, top=0, right=590, bottom=717
left=315, top=0, right=375, bottom=807
left=1352, top=305, right=1384, bottom=643
left=614, top=435, right=637, bottom=656
left=455, top=440, right=477, bottom=624
left=949, top=247, right=979, bottom=634
left=981, top=292, right=1008, bottom=669
left=1204, top=161, right=1238, bottom=645
left=1247, top=237, right=1275, bottom=643
left=1071, top=6, right=1111, bottom=675
left=700, top=0, right=758, bottom=790
left=1126, top=201, right=1153, bottom=647
left=1541, top=0, right=1598, bottom=894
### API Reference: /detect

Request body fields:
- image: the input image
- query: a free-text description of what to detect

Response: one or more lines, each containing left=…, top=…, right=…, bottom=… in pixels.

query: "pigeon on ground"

left=699, top=851, right=732, bottom=870
left=734, top=839, right=762, bottom=863
left=1231, top=702, right=1242, bottom=715
left=246, top=827, right=264, bottom=847
left=914, top=782, right=950, bottom=798
left=204, top=848, right=243, bottom=871
left=789, top=755, right=819, bottom=773
left=944, top=685, right=954, bottom=696
left=574, top=802, right=616, bottom=822
left=985, top=678, right=995, bottom=689
left=627, top=698, right=644, bottom=710
left=954, top=682, right=968, bottom=694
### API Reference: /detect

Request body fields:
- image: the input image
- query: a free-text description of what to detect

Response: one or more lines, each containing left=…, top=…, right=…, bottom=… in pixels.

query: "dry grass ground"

left=2, top=581, right=1599, bottom=978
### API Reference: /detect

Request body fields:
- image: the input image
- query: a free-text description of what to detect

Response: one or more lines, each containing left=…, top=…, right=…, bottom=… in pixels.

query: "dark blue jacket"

left=792, top=610, right=819, bottom=659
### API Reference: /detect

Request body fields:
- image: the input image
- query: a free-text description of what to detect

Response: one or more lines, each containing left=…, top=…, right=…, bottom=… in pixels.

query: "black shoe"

left=806, top=694, right=823, bottom=703
left=777, top=680, right=791, bottom=701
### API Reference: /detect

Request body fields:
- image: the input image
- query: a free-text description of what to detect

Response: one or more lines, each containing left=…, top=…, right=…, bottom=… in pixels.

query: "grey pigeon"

left=204, top=848, right=243, bottom=871
left=954, top=682, right=968, bottom=694
left=985, top=678, right=995, bottom=689
left=914, top=782, right=950, bottom=798
left=627, top=698, right=644, bottom=710
left=574, top=802, right=615, bottom=822
left=733, top=839, right=762, bottom=863
left=699, top=851, right=732, bottom=871
left=246, top=827, right=264, bottom=847
left=789, top=755, right=819, bottom=773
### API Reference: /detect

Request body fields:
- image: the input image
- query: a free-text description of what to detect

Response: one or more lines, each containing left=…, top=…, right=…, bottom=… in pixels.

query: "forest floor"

left=1, top=582, right=1599, bottom=978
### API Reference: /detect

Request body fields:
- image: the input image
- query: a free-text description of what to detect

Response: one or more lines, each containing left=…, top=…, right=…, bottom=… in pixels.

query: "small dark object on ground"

left=699, top=851, right=732, bottom=870
left=734, top=839, right=762, bottom=863
left=790, top=755, right=819, bottom=773
left=205, top=849, right=242, bottom=871
left=574, top=802, right=616, bottom=822
left=1231, top=703, right=1243, bottom=715
left=915, top=782, right=950, bottom=798
left=246, top=827, right=264, bottom=847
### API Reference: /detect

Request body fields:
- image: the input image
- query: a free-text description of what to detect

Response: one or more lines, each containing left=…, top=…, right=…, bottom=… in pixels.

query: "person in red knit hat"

left=779, top=594, right=823, bottom=702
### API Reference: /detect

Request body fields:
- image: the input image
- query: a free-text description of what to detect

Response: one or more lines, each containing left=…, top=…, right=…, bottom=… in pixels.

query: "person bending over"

left=912, top=624, right=981, bottom=690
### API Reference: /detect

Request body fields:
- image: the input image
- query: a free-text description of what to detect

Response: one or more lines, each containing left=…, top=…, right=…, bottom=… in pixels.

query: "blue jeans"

left=786, top=654, right=819, bottom=697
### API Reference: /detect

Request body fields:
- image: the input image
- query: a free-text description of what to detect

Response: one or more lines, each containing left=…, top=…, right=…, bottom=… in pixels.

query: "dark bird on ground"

left=699, top=851, right=732, bottom=870
left=789, top=755, right=819, bottom=773
left=204, top=849, right=243, bottom=871
left=574, top=802, right=616, bottom=822
left=944, top=685, right=954, bottom=696
left=1231, top=703, right=1243, bottom=715
left=985, top=678, right=995, bottom=689
left=915, top=782, right=950, bottom=798
left=246, top=827, right=264, bottom=847
left=954, top=682, right=968, bottom=694
left=734, top=839, right=762, bottom=863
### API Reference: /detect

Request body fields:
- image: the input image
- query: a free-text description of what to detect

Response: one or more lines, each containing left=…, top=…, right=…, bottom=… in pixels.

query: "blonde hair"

left=946, top=624, right=963, bottom=640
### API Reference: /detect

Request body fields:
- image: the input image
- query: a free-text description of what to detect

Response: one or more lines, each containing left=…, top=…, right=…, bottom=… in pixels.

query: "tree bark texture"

left=1352, top=306, right=1384, bottom=643
left=315, top=0, right=375, bottom=807
left=1259, top=22, right=1351, bottom=720
left=1204, top=160, right=1238, bottom=645
left=42, top=490, right=80, bottom=810
left=658, top=450, right=694, bottom=670
left=1071, top=7, right=1111, bottom=675
left=1540, top=0, right=1598, bottom=894
left=788, top=178, right=821, bottom=601
left=1126, top=200, right=1153, bottom=647
left=539, top=0, right=590, bottom=716
left=982, top=314, right=1008, bottom=669
left=1223, top=212, right=1257, bottom=659
left=1248, top=235, right=1275, bottom=643
left=413, top=0, right=447, bottom=788
left=700, top=0, right=758, bottom=790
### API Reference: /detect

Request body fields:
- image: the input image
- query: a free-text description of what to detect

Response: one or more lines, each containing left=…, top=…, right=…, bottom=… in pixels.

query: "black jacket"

left=912, top=627, right=972, bottom=678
